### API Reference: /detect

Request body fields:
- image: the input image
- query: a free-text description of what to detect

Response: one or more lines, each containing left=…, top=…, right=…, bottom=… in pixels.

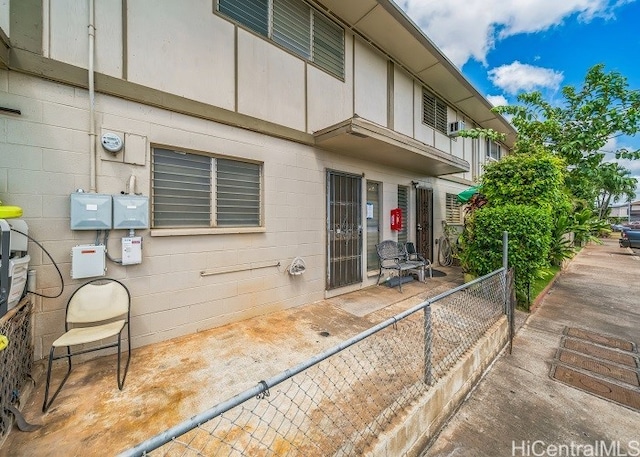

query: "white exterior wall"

left=413, top=81, right=433, bottom=146
left=237, top=29, right=306, bottom=130
left=0, top=2, right=503, bottom=359
left=1, top=70, right=456, bottom=360
left=47, top=0, right=123, bottom=77
left=353, top=39, right=387, bottom=126
left=307, top=34, right=354, bottom=133
left=393, top=67, right=414, bottom=136
left=0, top=0, right=9, bottom=36
left=127, top=0, right=236, bottom=110
left=42, top=1, right=471, bottom=157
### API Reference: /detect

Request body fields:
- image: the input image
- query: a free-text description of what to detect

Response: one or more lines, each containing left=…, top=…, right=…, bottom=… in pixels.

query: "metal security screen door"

left=416, top=187, right=433, bottom=262
left=327, top=171, right=363, bottom=289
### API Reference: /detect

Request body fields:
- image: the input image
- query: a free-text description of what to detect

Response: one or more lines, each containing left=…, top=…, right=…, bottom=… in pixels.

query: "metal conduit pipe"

left=88, top=0, right=97, bottom=192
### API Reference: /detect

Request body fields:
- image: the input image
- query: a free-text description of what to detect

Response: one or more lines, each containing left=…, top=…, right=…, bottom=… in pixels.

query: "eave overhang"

left=312, top=0, right=517, bottom=149
left=314, top=117, right=469, bottom=176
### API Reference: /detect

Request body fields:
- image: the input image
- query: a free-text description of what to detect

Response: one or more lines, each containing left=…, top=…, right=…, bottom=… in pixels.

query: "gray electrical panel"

left=70, top=193, right=112, bottom=230
left=112, top=195, right=149, bottom=229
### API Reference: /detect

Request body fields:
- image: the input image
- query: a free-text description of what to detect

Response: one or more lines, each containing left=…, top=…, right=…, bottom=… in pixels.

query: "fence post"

left=502, top=231, right=508, bottom=316
left=423, top=305, right=433, bottom=385
left=502, top=231, right=515, bottom=354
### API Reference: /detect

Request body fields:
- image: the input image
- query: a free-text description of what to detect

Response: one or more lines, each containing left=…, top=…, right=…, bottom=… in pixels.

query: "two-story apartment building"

left=0, top=0, right=516, bottom=360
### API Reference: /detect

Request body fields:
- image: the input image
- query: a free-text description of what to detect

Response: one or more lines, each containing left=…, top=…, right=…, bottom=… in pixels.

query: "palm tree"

left=595, top=162, right=637, bottom=220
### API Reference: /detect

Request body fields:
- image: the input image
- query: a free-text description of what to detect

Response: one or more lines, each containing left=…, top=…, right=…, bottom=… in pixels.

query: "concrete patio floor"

left=1, top=267, right=464, bottom=457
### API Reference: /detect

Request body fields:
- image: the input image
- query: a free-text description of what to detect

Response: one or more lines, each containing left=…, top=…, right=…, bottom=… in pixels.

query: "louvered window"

left=216, top=159, right=261, bottom=227
left=273, top=0, right=311, bottom=59
left=152, top=148, right=262, bottom=228
left=397, top=185, right=409, bottom=245
left=445, top=193, right=462, bottom=224
left=312, top=12, right=344, bottom=78
left=218, top=0, right=269, bottom=37
left=422, top=89, right=448, bottom=134
left=217, top=0, right=344, bottom=78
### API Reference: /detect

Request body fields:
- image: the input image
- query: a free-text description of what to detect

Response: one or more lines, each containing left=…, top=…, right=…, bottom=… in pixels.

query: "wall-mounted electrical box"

left=71, top=244, right=106, bottom=279
left=70, top=193, right=112, bottom=230
left=112, top=195, right=149, bottom=230
left=122, top=236, right=142, bottom=265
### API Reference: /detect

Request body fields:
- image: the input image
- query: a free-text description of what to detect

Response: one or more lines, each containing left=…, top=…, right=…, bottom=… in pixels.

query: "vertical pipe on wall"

left=88, top=0, right=97, bottom=192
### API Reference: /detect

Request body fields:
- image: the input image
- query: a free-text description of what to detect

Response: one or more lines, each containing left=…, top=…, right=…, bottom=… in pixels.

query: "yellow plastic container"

left=0, top=206, right=23, bottom=219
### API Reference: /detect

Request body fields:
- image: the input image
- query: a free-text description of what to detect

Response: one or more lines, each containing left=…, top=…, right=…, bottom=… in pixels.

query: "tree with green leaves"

left=492, top=64, right=640, bottom=204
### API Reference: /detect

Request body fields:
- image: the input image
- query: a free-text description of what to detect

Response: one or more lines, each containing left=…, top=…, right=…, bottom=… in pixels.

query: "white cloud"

left=399, top=0, right=625, bottom=67
left=486, top=94, right=509, bottom=107
left=488, top=61, right=564, bottom=94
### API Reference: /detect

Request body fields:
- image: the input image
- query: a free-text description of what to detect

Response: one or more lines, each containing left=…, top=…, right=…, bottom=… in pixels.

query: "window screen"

left=312, top=11, right=344, bottom=78
left=152, top=149, right=212, bottom=228
left=218, top=0, right=344, bottom=78
left=152, top=148, right=262, bottom=228
left=397, top=185, right=409, bottom=245
left=216, top=159, right=261, bottom=227
left=218, top=0, right=269, bottom=37
left=422, top=90, right=448, bottom=134
left=273, top=0, right=311, bottom=59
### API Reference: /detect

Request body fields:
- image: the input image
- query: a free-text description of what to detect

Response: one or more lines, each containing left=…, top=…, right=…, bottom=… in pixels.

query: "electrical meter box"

left=71, top=244, right=106, bottom=279
left=112, top=195, right=149, bottom=229
left=70, top=193, right=112, bottom=230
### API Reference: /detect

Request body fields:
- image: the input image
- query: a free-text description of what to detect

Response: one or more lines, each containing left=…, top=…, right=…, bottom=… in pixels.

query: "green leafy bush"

left=460, top=204, right=552, bottom=305
left=481, top=152, right=570, bottom=214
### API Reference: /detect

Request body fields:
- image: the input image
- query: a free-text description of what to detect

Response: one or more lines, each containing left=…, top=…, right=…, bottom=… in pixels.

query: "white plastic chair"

left=42, top=278, right=131, bottom=412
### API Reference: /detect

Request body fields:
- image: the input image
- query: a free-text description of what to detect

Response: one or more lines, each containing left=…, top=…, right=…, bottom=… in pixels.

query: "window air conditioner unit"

left=448, top=121, right=465, bottom=136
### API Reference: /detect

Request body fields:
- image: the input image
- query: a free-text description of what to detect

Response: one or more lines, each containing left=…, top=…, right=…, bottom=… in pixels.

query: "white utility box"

left=71, top=244, right=106, bottom=279
left=121, top=236, right=142, bottom=265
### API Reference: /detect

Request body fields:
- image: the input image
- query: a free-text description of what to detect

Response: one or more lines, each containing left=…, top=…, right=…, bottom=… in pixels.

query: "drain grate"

left=557, top=349, right=639, bottom=386
left=565, top=327, right=635, bottom=351
left=551, top=327, right=640, bottom=411
left=552, top=365, right=640, bottom=411
left=562, top=338, right=637, bottom=367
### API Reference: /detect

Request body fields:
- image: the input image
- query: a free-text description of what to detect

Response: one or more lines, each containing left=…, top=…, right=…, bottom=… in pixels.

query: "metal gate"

left=327, top=171, right=362, bottom=289
left=416, top=187, right=433, bottom=262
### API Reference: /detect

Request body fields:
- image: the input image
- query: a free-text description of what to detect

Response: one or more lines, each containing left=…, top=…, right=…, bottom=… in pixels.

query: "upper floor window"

left=217, top=0, right=345, bottom=78
left=487, top=140, right=501, bottom=161
left=422, top=90, right=448, bottom=134
left=152, top=148, right=262, bottom=228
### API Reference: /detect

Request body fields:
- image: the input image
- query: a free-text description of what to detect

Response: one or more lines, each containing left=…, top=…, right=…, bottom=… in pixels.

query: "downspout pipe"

left=88, top=0, right=97, bottom=192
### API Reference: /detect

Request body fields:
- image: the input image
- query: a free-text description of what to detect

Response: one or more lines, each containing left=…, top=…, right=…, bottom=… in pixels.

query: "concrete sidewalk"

left=424, top=238, right=640, bottom=457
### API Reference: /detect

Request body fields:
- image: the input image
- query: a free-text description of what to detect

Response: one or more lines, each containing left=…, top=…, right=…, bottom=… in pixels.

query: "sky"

left=398, top=0, right=640, bottom=202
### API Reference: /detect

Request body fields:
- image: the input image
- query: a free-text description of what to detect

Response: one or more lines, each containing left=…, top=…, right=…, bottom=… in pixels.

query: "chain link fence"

left=0, top=300, right=33, bottom=442
left=122, top=268, right=513, bottom=457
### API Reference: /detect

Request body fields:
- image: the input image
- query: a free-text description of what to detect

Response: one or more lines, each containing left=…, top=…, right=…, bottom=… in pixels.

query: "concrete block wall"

left=1, top=70, right=464, bottom=360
